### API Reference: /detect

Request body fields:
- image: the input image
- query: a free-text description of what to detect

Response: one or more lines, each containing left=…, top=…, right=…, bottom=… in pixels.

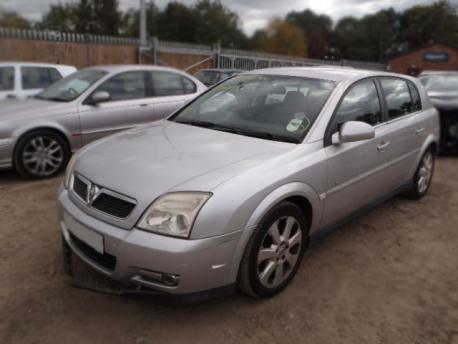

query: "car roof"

left=84, top=64, right=188, bottom=74
left=419, top=70, right=458, bottom=76
left=0, top=61, right=75, bottom=68
left=246, top=66, right=400, bottom=82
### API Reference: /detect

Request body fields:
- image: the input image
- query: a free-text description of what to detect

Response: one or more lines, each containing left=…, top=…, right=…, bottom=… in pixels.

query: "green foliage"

left=0, top=10, right=31, bottom=29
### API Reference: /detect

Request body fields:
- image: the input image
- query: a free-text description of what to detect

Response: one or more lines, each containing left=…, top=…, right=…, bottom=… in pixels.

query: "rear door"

left=0, top=65, right=16, bottom=100
left=151, top=71, right=199, bottom=119
left=376, top=77, right=426, bottom=190
left=79, top=70, right=156, bottom=145
left=20, top=66, right=63, bottom=99
left=321, top=78, right=392, bottom=227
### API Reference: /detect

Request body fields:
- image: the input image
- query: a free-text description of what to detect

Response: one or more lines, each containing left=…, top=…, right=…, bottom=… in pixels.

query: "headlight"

left=137, top=192, right=211, bottom=238
left=63, top=153, right=78, bottom=189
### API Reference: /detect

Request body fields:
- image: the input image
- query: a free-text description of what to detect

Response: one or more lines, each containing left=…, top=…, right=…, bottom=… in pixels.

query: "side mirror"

left=91, top=91, right=110, bottom=105
left=332, top=121, right=375, bottom=145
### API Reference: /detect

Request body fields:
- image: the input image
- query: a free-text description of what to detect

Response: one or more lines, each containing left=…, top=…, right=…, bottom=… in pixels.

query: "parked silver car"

left=0, top=65, right=206, bottom=178
left=59, top=67, right=439, bottom=298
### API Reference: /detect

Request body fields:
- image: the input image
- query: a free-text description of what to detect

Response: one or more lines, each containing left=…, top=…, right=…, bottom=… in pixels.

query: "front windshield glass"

left=36, top=70, right=107, bottom=102
left=419, top=74, right=458, bottom=92
left=170, top=74, right=336, bottom=143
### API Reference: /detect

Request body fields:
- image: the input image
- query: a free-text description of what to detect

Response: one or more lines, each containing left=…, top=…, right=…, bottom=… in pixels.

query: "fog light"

left=161, top=273, right=180, bottom=287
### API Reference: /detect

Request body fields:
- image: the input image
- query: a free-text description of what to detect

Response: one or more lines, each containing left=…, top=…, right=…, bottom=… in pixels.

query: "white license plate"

left=64, top=212, right=104, bottom=254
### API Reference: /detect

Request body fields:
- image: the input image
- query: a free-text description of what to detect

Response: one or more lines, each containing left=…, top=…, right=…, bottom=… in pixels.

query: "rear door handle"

left=415, top=127, right=425, bottom=135
left=377, top=141, right=390, bottom=151
left=139, top=103, right=148, bottom=107
left=6, top=94, right=16, bottom=99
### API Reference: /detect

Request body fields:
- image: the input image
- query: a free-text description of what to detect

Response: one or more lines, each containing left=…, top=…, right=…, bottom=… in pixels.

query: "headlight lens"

left=137, top=192, right=211, bottom=238
left=63, top=153, right=78, bottom=189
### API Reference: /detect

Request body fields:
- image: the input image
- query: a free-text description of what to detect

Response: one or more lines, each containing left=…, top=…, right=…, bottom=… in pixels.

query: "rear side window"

left=335, top=79, right=382, bottom=127
left=0, top=66, right=14, bottom=91
left=408, top=82, right=422, bottom=112
left=152, top=71, right=193, bottom=96
left=380, top=78, right=414, bottom=119
left=21, top=67, right=62, bottom=90
left=96, top=71, right=149, bottom=102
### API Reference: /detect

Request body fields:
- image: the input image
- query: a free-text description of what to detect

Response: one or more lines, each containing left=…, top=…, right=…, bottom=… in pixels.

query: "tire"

left=404, top=147, right=435, bottom=200
left=237, top=201, right=308, bottom=298
left=14, top=130, right=70, bottom=179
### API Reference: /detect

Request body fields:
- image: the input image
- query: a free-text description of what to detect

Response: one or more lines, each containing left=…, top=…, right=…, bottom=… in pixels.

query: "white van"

left=0, top=62, right=77, bottom=100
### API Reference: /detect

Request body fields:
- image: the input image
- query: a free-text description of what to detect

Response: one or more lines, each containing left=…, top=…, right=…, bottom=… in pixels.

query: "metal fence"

left=0, top=26, right=385, bottom=71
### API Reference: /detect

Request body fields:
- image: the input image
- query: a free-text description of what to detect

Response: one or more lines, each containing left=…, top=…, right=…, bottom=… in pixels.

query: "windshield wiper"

left=175, top=119, right=298, bottom=143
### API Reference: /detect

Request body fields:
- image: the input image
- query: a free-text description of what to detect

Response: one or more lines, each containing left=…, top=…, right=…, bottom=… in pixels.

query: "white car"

left=0, top=62, right=77, bottom=101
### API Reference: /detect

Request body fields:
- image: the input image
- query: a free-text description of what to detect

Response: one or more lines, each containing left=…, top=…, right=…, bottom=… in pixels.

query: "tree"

left=286, top=9, right=332, bottom=59
left=0, top=10, right=31, bottom=29
left=36, top=4, right=77, bottom=31
left=75, top=0, right=122, bottom=35
left=259, top=18, right=307, bottom=57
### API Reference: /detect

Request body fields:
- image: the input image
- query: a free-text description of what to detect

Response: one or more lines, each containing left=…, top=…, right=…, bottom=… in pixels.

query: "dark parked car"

left=194, top=69, right=241, bottom=86
left=419, top=71, right=458, bottom=152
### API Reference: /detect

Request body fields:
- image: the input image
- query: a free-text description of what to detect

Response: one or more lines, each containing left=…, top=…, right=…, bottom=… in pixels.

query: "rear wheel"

left=238, top=201, right=308, bottom=298
left=14, top=130, right=69, bottom=179
left=405, top=147, right=435, bottom=199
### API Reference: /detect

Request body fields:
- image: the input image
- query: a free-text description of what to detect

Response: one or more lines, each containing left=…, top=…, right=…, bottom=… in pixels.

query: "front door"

left=321, top=78, right=391, bottom=227
left=78, top=71, right=156, bottom=145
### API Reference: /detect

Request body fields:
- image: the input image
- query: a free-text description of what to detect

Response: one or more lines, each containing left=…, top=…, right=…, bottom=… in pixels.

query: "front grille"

left=92, top=193, right=136, bottom=218
left=73, top=175, right=88, bottom=200
left=71, top=174, right=136, bottom=219
left=69, top=232, right=116, bottom=271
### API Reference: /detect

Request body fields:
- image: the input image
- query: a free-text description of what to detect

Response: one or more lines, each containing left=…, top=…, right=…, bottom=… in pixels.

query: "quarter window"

left=380, top=78, right=414, bottom=119
left=21, top=67, right=62, bottom=90
left=96, top=71, right=149, bottom=102
left=0, top=66, right=14, bottom=91
left=182, top=76, right=197, bottom=94
left=335, top=79, right=382, bottom=127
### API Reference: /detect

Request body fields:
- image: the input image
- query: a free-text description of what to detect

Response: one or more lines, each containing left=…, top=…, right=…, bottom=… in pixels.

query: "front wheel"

left=405, top=147, right=435, bottom=199
left=237, top=201, right=308, bottom=298
left=14, top=130, right=69, bottom=179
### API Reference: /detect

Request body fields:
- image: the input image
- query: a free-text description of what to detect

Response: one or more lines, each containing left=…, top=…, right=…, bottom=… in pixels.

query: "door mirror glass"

left=91, top=91, right=111, bottom=104
left=332, top=121, right=375, bottom=144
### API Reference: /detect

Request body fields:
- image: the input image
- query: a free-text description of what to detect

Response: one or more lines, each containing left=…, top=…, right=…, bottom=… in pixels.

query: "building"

left=387, top=44, right=458, bottom=76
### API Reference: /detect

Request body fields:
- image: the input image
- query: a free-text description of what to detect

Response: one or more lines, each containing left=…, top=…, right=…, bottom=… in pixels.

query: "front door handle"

left=415, top=127, right=425, bottom=135
left=377, top=141, right=390, bottom=151
left=6, top=94, right=16, bottom=99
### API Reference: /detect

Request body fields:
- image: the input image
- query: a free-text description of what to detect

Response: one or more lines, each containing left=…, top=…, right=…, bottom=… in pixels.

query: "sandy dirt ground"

left=1, top=158, right=457, bottom=344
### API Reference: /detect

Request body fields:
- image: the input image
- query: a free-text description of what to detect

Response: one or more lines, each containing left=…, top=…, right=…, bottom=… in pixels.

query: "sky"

left=1, top=0, right=457, bottom=35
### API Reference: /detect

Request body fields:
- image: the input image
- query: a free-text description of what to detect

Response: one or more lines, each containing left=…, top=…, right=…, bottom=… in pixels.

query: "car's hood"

left=75, top=120, right=294, bottom=207
left=427, top=91, right=458, bottom=110
left=0, top=98, right=76, bottom=121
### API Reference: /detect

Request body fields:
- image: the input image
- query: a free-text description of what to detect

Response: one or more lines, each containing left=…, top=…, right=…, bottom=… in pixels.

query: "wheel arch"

left=13, top=125, right=72, bottom=156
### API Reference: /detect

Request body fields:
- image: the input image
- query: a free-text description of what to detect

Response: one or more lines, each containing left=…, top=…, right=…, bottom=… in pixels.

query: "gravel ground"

left=1, top=157, right=457, bottom=344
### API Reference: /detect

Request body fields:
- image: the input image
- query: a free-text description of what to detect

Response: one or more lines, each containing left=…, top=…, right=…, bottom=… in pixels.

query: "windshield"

left=36, top=70, right=107, bottom=102
left=419, top=74, right=458, bottom=92
left=170, top=74, right=336, bottom=143
left=195, top=70, right=221, bottom=85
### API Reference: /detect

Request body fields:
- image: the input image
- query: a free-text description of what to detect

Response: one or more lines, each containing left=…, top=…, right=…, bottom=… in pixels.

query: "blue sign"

left=424, top=52, right=449, bottom=63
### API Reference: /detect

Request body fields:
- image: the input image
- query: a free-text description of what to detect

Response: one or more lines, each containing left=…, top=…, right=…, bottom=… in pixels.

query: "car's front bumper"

left=58, top=187, right=247, bottom=295
left=0, top=138, right=14, bottom=169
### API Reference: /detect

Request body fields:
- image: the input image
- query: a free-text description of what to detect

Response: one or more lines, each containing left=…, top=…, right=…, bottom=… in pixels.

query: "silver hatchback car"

left=0, top=65, right=206, bottom=178
left=59, top=67, right=439, bottom=298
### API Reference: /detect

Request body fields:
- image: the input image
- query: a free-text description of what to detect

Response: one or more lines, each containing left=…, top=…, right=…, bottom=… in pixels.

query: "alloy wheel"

left=418, top=151, right=433, bottom=194
left=256, top=216, right=303, bottom=288
left=22, top=136, right=64, bottom=177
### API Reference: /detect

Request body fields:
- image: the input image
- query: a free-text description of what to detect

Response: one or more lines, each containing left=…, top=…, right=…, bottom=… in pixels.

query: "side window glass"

left=408, top=82, right=422, bottom=112
left=182, top=76, right=196, bottom=94
left=153, top=71, right=184, bottom=96
left=96, top=71, right=148, bottom=101
left=21, top=67, right=55, bottom=90
left=0, top=67, right=15, bottom=91
left=335, top=79, right=382, bottom=127
left=380, top=78, right=413, bottom=119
